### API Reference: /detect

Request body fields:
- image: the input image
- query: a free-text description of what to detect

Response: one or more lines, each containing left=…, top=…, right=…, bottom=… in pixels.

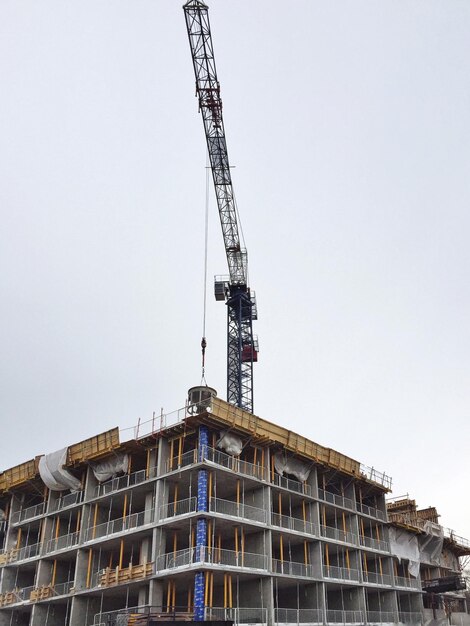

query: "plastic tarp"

left=419, top=521, right=444, bottom=566
left=90, top=453, right=129, bottom=483
left=273, top=452, right=311, bottom=483
left=217, top=431, right=243, bottom=456
left=38, top=448, right=82, bottom=492
left=389, top=526, right=420, bottom=577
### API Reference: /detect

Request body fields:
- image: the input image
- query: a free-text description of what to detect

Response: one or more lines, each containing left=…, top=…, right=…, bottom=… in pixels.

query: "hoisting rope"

left=201, top=151, right=210, bottom=385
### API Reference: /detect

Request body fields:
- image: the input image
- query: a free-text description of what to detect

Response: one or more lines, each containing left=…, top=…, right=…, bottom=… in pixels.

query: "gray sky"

left=1, top=1, right=469, bottom=540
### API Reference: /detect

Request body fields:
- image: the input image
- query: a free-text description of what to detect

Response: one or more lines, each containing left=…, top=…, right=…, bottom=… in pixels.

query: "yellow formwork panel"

left=67, top=427, right=120, bottom=466
left=209, top=397, right=362, bottom=479
left=0, top=457, right=41, bottom=492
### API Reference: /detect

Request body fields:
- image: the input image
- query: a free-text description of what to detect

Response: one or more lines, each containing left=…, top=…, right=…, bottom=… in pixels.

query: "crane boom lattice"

left=184, top=0, right=258, bottom=413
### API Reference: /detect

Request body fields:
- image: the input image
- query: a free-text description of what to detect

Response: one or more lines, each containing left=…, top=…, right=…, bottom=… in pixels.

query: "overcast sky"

left=1, top=1, right=469, bottom=540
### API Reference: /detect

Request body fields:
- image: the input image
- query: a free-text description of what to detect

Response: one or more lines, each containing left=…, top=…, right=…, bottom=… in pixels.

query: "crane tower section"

left=184, top=0, right=258, bottom=413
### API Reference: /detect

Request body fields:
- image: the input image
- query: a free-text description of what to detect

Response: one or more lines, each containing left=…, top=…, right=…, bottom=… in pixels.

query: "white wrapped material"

left=39, top=448, right=82, bottom=492
left=217, top=431, right=243, bottom=456
left=90, top=454, right=129, bottom=483
left=389, top=526, right=420, bottom=577
left=273, top=452, right=311, bottom=483
left=419, top=522, right=444, bottom=566
left=0, top=508, right=5, bottom=521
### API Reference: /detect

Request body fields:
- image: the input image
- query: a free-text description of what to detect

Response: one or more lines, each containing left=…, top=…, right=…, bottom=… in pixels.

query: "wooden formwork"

left=99, top=562, right=154, bottom=587
left=203, top=397, right=362, bottom=481
left=67, top=427, right=120, bottom=466
left=0, top=457, right=41, bottom=492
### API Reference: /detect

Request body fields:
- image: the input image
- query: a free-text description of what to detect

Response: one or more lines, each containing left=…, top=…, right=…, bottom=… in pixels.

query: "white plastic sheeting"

left=0, top=509, right=5, bottom=521
left=39, top=448, right=82, bottom=492
left=90, top=453, right=129, bottom=483
left=273, top=452, right=311, bottom=483
left=217, top=431, right=243, bottom=456
left=419, top=521, right=444, bottom=566
left=388, top=526, right=420, bottom=577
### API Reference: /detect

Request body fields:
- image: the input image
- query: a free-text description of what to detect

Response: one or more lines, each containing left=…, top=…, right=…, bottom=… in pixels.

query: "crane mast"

left=184, top=0, right=258, bottom=413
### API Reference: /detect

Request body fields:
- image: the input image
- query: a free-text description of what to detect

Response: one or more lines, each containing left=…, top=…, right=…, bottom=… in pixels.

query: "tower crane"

left=184, top=1, right=258, bottom=413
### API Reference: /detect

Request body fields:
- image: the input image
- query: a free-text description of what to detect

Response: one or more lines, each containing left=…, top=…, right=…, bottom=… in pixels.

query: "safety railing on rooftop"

left=274, top=608, right=323, bottom=624
left=362, top=571, right=393, bottom=586
left=394, top=575, right=421, bottom=590
left=360, top=465, right=392, bottom=490
left=322, top=564, right=360, bottom=582
left=159, top=497, right=197, bottom=520
left=320, top=525, right=357, bottom=545
left=398, top=611, right=423, bottom=624
left=271, top=512, right=318, bottom=536
left=92, top=468, right=153, bottom=498
left=10, top=502, right=45, bottom=525
left=209, top=497, right=267, bottom=524
left=272, top=558, right=314, bottom=579
left=366, top=610, right=396, bottom=623
left=45, top=531, right=80, bottom=554
left=84, top=510, right=153, bottom=543
left=359, top=535, right=390, bottom=553
left=49, top=490, right=83, bottom=513
left=325, top=609, right=364, bottom=624
left=318, top=489, right=355, bottom=512
left=156, top=546, right=268, bottom=572
left=443, top=528, right=470, bottom=550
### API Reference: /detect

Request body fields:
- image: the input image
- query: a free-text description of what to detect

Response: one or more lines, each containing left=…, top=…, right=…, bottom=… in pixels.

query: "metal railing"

left=92, top=604, right=145, bottom=625
left=272, top=559, right=314, bottom=578
left=356, top=502, right=386, bottom=522
left=45, top=531, right=80, bottom=554
left=206, top=607, right=268, bottom=624
left=362, top=571, right=393, bottom=586
left=366, top=611, right=396, bottom=623
left=274, top=608, right=323, bottom=624
left=326, top=610, right=364, bottom=623
left=84, top=510, right=152, bottom=542
left=205, top=446, right=268, bottom=482
left=156, top=547, right=268, bottom=572
left=272, top=512, right=318, bottom=536
left=359, top=535, right=390, bottom=552
left=159, top=497, right=197, bottom=520
left=394, top=575, right=421, bottom=590
left=398, top=612, right=423, bottom=624
left=49, top=490, right=83, bottom=513
left=318, top=489, right=355, bottom=512
left=120, top=405, right=188, bottom=440
left=165, top=449, right=198, bottom=473
left=272, top=473, right=312, bottom=496
left=92, top=468, right=152, bottom=498
left=52, top=580, right=74, bottom=597
left=210, top=497, right=267, bottom=524
left=323, top=565, right=360, bottom=582
left=320, top=525, right=357, bottom=545
left=360, top=464, right=392, bottom=490
left=13, top=542, right=42, bottom=563
left=10, top=502, right=45, bottom=525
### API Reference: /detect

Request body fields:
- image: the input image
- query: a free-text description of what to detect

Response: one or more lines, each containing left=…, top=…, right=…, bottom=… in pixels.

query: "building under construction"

left=0, top=388, right=468, bottom=626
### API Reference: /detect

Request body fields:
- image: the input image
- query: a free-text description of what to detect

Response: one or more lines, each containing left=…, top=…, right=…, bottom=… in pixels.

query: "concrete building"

left=0, top=388, right=468, bottom=626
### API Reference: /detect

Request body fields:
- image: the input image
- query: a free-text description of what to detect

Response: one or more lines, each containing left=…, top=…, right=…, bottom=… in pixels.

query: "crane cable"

left=201, top=151, right=210, bottom=385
